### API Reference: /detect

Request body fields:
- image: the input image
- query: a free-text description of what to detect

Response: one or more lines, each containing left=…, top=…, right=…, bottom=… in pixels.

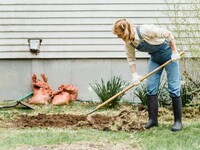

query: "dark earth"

left=9, top=105, right=148, bottom=150
left=13, top=106, right=147, bottom=132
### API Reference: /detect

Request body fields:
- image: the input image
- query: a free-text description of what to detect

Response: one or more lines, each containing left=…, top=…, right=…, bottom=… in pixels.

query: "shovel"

left=87, top=51, right=185, bottom=118
left=0, top=92, right=34, bottom=109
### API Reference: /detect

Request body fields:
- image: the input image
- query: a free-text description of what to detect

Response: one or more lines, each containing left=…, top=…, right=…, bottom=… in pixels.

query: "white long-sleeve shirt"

left=125, top=24, right=174, bottom=65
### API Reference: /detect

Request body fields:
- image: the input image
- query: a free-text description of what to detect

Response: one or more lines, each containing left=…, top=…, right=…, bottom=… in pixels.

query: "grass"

left=0, top=124, right=200, bottom=150
left=0, top=101, right=200, bottom=150
left=0, top=128, right=138, bottom=150
left=134, top=123, right=200, bottom=150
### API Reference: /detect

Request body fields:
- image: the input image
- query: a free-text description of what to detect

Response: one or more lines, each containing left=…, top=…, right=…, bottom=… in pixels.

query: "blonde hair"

left=112, top=18, right=135, bottom=42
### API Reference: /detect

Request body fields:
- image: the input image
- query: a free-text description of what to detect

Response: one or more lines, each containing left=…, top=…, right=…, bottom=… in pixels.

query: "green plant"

left=134, top=78, right=170, bottom=107
left=134, top=83, right=147, bottom=106
left=90, top=76, right=128, bottom=108
left=181, top=71, right=200, bottom=106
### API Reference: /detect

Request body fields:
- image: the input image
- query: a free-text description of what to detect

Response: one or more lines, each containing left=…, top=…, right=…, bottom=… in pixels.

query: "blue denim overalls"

left=130, top=26, right=180, bottom=97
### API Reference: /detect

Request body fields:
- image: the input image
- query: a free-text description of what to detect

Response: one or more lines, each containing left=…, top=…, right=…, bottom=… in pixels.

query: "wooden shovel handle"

left=90, top=51, right=185, bottom=113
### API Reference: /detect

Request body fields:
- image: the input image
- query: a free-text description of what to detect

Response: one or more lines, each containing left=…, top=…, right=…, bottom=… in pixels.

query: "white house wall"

left=0, top=0, right=192, bottom=101
left=0, top=0, right=187, bottom=58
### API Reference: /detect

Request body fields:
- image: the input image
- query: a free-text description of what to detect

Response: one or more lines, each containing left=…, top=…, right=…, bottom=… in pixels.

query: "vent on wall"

left=28, top=39, right=42, bottom=55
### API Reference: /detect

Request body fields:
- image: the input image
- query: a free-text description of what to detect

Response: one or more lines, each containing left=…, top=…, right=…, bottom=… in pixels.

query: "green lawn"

left=134, top=123, right=200, bottom=150
left=0, top=101, right=199, bottom=150
left=0, top=123, right=200, bottom=150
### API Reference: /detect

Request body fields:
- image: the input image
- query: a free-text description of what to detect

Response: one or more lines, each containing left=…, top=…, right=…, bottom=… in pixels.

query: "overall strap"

left=129, top=26, right=144, bottom=48
left=136, top=26, right=144, bottom=40
left=129, top=42, right=137, bottom=48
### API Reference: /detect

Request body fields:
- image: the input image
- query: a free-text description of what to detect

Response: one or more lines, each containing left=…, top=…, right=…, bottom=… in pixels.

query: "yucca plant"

left=90, top=76, right=128, bottom=109
left=134, top=78, right=170, bottom=107
left=134, top=83, right=147, bottom=106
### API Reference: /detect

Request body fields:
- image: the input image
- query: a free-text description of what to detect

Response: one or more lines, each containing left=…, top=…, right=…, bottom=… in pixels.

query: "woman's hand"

left=171, top=51, right=180, bottom=61
left=132, top=72, right=141, bottom=84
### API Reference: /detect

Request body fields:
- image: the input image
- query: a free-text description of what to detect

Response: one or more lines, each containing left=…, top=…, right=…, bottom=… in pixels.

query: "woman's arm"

left=129, top=64, right=137, bottom=73
left=169, top=39, right=177, bottom=52
left=124, top=43, right=141, bottom=83
left=169, top=39, right=180, bottom=61
left=129, top=62, right=141, bottom=83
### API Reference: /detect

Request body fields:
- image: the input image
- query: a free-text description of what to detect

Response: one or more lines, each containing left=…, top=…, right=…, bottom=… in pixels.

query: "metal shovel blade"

left=0, top=92, right=34, bottom=109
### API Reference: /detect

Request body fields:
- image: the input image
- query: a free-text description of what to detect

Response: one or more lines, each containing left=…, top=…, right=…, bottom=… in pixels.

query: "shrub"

left=181, top=71, right=200, bottom=106
left=134, top=78, right=170, bottom=107
left=90, top=76, right=128, bottom=108
left=134, top=72, right=200, bottom=107
left=134, top=83, right=147, bottom=106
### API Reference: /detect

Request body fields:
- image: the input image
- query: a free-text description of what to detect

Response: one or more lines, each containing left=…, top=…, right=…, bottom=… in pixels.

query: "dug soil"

left=13, top=105, right=147, bottom=132
left=11, top=104, right=200, bottom=132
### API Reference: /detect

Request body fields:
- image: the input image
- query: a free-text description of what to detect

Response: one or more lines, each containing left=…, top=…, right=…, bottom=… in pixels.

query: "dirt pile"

left=15, top=114, right=86, bottom=128
left=13, top=105, right=147, bottom=132
left=9, top=104, right=200, bottom=132
left=110, top=109, right=146, bottom=131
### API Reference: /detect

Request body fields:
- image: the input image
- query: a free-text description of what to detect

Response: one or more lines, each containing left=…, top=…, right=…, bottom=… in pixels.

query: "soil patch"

left=13, top=105, right=147, bottom=132
left=11, top=105, right=200, bottom=132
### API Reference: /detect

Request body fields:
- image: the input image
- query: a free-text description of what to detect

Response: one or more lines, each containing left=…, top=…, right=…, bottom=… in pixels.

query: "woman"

left=112, top=18, right=182, bottom=131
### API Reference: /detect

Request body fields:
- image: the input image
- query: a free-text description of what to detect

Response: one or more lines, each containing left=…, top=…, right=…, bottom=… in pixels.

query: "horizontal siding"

left=0, top=11, right=167, bottom=18
left=0, top=45, right=124, bottom=52
left=0, top=0, right=195, bottom=58
left=0, top=0, right=186, bottom=4
left=1, top=38, right=198, bottom=45
left=0, top=18, right=197, bottom=25
left=0, top=4, right=172, bottom=11
left=0, top=3, right=195, bottom=11
left=0, top=25, right=198, bottom=33
left=0, top=51, right=150, bottom=59
left=1, top=31, right=198, bottom=39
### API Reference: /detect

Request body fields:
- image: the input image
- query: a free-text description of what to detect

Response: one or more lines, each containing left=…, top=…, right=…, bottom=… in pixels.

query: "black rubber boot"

left=171, top=96, right=182, bottom=132
left=145, top=95, right=158, bottom=129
